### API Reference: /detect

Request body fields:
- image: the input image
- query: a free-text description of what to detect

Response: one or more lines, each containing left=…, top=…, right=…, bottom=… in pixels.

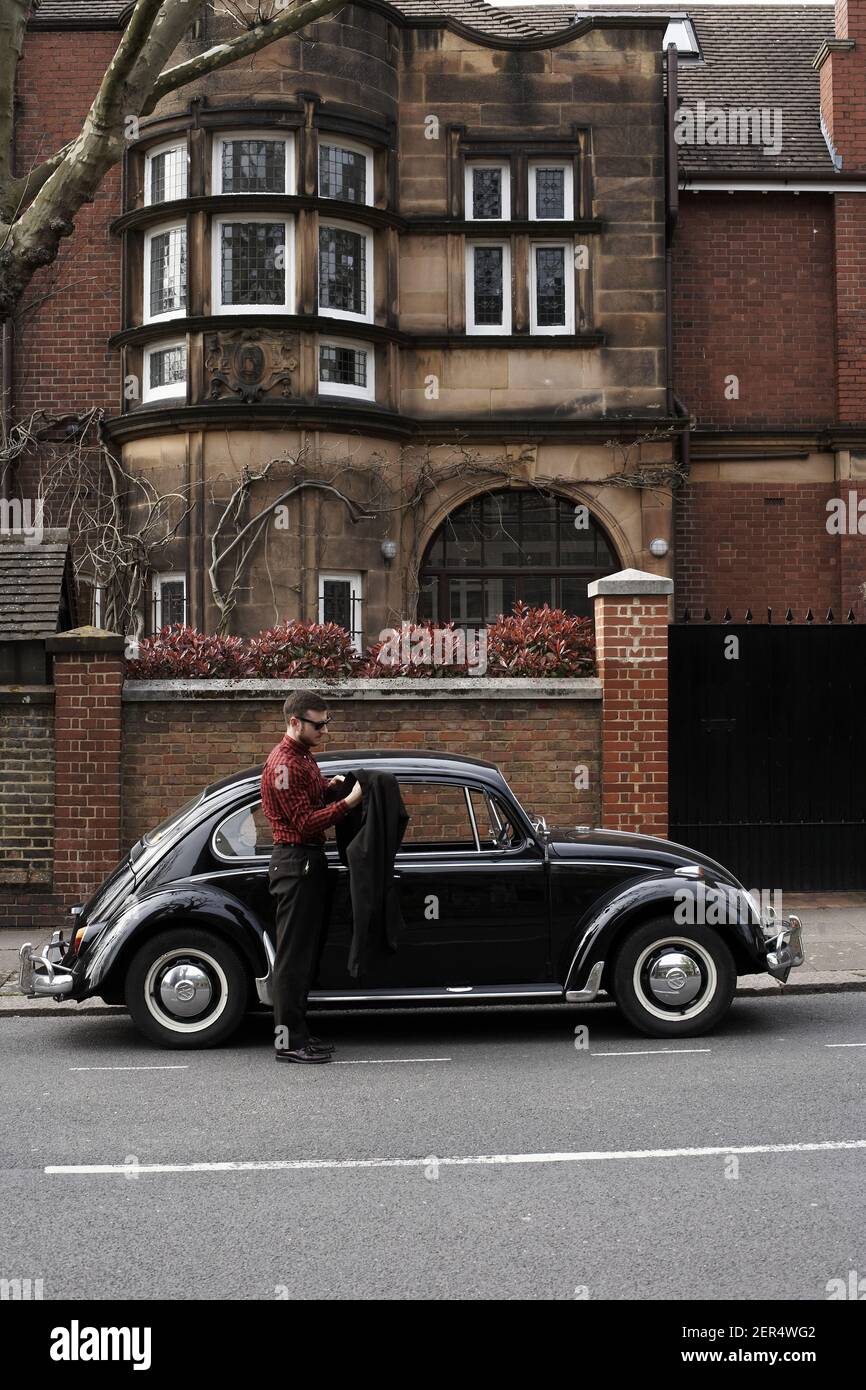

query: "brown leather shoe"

left=275, top=1045, right=332, bottom=1064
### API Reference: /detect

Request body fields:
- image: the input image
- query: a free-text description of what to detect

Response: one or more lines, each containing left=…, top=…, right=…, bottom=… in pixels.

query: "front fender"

left=78, top=882, right=269, bottom=1000
left=562, top=874, right=764, bottom=995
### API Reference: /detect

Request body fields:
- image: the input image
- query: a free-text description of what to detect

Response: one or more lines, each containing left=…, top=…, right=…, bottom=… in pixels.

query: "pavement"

left=2, top=894, right=866, bottom=1013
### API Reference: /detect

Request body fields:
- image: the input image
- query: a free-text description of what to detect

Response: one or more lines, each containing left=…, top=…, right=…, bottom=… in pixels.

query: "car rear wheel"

left=125, top=928, right=249, bottom=1048
left=611, top=918, right=736, bottom=1038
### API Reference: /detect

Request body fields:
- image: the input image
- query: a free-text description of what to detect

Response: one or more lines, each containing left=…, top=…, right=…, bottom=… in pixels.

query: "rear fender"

left=80, top=883, right=269, bottom=1001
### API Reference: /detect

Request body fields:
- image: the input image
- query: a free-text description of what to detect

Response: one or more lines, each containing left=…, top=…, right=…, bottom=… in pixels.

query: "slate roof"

left=0, top=529, right=78, bottom=641
left=27, top=2, right=838, bottom=172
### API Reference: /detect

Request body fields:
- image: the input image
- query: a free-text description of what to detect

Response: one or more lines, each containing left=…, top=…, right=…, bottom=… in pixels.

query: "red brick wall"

left=12, top=32, right=122, bottom=478
left=674, top=481, right=850, bottom=620
left=820, top=0, right=866, bottom=169
left=122, top=694, right=603, bottom=849
left=672, top=194, right=837, bottom=427
left=833, top=194, right=866, bottom=423
left=593, top=595, right=669, bottom=838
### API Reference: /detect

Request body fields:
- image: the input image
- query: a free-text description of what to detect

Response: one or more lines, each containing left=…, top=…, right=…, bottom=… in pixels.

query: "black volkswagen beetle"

left=19, top=751, right=804, bottom=1047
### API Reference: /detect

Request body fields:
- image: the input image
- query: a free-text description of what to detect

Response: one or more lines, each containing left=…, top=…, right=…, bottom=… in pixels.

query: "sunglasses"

left=300, top=716, right=330, bottom=731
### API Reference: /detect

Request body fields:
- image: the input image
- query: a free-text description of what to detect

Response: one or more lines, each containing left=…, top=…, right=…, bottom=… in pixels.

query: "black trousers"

left=268, top=844, right=329, bottom=1050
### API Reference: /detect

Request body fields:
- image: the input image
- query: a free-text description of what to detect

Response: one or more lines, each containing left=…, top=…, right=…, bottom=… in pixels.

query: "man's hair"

left=284, top=690, right=330, bottom=724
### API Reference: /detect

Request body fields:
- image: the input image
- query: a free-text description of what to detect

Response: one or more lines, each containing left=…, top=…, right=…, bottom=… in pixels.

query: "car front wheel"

left=611, top=918, right=736, bottom=1038
left=125, top=928, right=249, bottom=1048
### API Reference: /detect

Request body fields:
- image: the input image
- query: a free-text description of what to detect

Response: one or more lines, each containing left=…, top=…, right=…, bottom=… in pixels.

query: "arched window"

left=418, top=488, right=619, bottom=626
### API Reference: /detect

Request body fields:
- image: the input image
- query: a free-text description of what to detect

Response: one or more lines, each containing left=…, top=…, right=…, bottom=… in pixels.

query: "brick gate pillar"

left=589, top=568, right=673, bottom=838
left=45, top=628, right=125, bottom=906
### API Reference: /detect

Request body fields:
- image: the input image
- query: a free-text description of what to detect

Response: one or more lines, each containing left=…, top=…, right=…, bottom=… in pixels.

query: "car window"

left=143, top=792, right=205, bottom=847
left=397, top=782, right=477, bottom=851
left=213, top=802, right=273, bottom=859
left=469, top=789, right=522, bottom=849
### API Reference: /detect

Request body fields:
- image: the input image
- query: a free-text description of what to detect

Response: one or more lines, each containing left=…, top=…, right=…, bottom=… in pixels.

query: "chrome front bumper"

left=17, top=932, right=76, bottom=999
left=763, top=915, right=805, bottom=983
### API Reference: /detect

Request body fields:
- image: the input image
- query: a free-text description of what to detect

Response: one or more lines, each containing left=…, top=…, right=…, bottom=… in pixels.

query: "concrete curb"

left=2, top=973, right=865, bottom=1017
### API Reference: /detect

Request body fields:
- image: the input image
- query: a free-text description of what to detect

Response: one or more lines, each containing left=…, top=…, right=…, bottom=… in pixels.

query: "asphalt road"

left=1, top=993, right=864, bottom=1301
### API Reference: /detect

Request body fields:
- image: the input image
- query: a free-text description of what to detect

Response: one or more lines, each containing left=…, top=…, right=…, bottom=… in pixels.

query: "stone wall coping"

left=0, top=687, right=54, bottom=705
left=588, top=567, right=674, bottom=597
left=123, top=677, right=602, bottom=702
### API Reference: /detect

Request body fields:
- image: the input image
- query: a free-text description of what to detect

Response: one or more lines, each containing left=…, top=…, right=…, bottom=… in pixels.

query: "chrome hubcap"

left=158, top=962, right=213, bottom=1018
left=633, top=939, right=718, bottom=1021
left=646, top=951, right=702, bottom=1006
left=143, top=949, right=229, bottom=1034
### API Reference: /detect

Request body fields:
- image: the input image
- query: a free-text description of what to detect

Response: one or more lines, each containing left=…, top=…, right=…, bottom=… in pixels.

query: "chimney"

left=814, top=0, right=866, bottom=169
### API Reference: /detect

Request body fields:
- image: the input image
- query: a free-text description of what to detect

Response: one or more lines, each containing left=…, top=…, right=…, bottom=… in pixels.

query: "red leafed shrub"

left=486, top=603, right=596, bottom=676
left=360, top=621, right=482, bottom=677
left=245, top=621, right=361, bottom=679
left=125, top=606, right=596, bottom=679
left=126, top=626, right=255, bottom=679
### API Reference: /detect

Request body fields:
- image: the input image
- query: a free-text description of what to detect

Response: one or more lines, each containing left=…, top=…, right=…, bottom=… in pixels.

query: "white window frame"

left=317, top=218, right=374, bottom=324
left=144, top=140, right=188, bottom=207
left=211, top=130, right=294, bottom=196
left=142, top=339, right=187, bottom=403
left=153, top=572, right=187, bottom=631
left=318, top=337, right=375, bottom=402
left=92, top=583, right=103, bottom=629
left=211, top=215, right=294, bottom=316
left=528, top=161, right=574, bottom=221
left=143, top=220, right=187, bottom=323
left=466, top=240, right=512, bottom=335
left=465, top=161, right=511, bottom=221
left=318, top=571, right=364, bottom=652
left=529, top=240, right=575, bottom=336
left=318, top=136, right=373, bottom=206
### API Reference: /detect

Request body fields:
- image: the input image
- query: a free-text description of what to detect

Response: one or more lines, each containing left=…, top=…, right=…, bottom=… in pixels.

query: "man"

left=261, top=691, right=362, bottom=1065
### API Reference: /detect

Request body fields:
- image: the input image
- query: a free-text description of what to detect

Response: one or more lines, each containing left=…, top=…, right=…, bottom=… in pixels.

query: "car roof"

left=204, top=749, right=503, bottom=797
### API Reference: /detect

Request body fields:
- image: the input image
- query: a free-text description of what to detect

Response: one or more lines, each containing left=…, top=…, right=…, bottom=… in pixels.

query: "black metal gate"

left=669, top=618, right=866, bottom=891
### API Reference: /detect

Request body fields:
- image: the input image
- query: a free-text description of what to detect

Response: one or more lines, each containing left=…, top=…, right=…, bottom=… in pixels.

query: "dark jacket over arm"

left=333, top=770, right=409, bottom=978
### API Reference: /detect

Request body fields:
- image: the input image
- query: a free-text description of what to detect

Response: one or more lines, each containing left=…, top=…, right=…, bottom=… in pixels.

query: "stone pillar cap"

left=46, top=626, right=125, bottom=654
left=588, top=568, right=674, bottom=598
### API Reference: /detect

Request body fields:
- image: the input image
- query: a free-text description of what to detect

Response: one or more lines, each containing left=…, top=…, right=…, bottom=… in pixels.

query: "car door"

left=316, top=778, right=550, bottom=988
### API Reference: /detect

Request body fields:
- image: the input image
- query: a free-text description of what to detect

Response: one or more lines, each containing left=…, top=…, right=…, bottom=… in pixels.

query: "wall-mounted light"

left=649, top=537, right=669, bottom=558
left=381, top=539, right=397, bottom=566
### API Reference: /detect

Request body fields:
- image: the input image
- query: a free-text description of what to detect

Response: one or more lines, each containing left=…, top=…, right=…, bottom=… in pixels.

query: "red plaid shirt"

left=261, top=735, right=350, bottom=846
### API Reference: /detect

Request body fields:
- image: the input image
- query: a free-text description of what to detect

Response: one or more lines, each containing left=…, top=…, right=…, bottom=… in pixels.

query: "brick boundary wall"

left=0, top=570, right=677, bottom=932
left=121, top=680, right=603, bottom=850
left=590, top=569, right=673, bottom=839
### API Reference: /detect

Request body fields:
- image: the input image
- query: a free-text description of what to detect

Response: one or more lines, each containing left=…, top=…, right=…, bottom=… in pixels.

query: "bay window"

left=213, top=132, right=292, bottom=194
left=318, top=339, right=375, bottom=401
left=144, top=141, right=187, bottom=206
left=143, top=340, right=187, bottom=402
left=318, top=221, right=373, bottom=322
left=318, top=139, right=372, bottom=205
left=212, top=217, right=293, bottom=313
left=143, top=223, right=186, bottom=321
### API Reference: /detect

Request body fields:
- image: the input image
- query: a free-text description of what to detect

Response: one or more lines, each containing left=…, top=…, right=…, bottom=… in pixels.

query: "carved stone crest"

left=205, top=329, right=298, bottom=403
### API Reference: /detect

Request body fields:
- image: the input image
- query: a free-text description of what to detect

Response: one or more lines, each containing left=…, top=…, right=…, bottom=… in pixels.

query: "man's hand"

left=344, top=781, right=363, bottom=808
left=327, top=775, right=345, bottom=788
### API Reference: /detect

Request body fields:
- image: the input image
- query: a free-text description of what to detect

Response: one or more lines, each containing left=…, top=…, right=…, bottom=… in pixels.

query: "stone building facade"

left=4, top=0, right=866, bottom=641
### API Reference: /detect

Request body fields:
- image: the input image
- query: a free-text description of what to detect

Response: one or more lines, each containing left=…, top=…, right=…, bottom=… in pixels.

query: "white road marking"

left=331, top=1057, right=451, bottom=1065
left=44, top=1138, right=866, bottom=1177
left=69, top=1065, right=189, bottom=1072
left=591, top=1048, right=711, bottom=1057
left=825, top=1043, right=866, bottom=1049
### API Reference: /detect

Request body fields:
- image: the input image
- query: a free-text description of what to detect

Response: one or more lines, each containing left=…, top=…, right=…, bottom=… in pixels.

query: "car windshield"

left=142, top=792, right=205, bottom=848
